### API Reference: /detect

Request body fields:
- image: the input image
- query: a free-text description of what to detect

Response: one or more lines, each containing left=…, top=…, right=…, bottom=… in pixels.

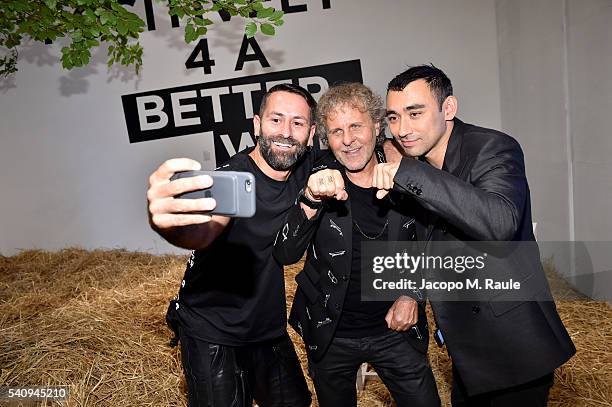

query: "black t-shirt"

left=175, top=148, right=314, bottom=345
left=335, top=176, right=394, bottom=338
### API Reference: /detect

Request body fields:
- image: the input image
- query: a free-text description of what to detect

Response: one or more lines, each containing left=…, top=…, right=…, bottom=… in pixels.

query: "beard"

left=258, top=132, right=308, bottom=171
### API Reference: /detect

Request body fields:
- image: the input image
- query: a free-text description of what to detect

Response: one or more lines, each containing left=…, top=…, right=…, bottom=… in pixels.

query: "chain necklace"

left=353, top=219, right=389, bottom=240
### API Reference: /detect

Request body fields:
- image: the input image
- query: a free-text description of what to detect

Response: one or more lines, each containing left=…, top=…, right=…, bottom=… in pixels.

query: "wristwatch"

left=298, top=190, right=323, bottom=210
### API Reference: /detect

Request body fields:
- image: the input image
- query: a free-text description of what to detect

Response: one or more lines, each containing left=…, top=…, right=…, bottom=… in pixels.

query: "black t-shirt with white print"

left=174, top=146, right=315, bottom=346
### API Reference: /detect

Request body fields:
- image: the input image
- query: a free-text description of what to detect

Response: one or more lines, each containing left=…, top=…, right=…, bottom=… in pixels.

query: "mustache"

left=262, top=135, right=300, bottom=146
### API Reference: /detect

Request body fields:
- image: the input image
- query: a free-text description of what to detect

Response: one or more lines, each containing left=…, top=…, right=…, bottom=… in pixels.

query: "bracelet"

left=298, top=189, right=323, bottom=210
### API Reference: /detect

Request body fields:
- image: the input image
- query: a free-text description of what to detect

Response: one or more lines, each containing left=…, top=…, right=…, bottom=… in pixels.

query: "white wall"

left=0, top=0, right=501, bottom=255
left=567, top=0, right=612, bottom=243
left=496, top=0, right=612, bottom=300
left=496, top=0, right=571, bottom=242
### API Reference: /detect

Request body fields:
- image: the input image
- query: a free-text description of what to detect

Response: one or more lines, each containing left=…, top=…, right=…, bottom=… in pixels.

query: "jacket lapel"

left=421, top=118, right=467, bottom=243
left=441, top=118, right=464, bottom=177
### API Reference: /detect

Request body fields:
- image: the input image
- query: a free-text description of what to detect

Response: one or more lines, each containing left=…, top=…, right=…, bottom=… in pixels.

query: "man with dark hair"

left=275, top=83, right=440, bottom=407
left=387, top=64, right=454, bottom=110
left=374, top=65, right=576, bottom=406
left=146, top=84, right=316, bottom=407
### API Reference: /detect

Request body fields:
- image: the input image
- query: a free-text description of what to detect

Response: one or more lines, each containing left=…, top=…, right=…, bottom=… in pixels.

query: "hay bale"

left=1, top=249, right=187, bottom=406
left=1, top=249, right=610, bottom=406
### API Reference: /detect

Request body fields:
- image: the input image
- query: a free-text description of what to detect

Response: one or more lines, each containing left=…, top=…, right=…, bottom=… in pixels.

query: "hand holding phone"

left=148, top=158, right=216, bottom=230
left=170, top=170, right=256, bottom=218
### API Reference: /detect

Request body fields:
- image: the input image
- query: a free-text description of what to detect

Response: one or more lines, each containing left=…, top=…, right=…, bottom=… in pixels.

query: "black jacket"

left=274, top=153, right=428, bottom=362
left=392, top=118, right=576, bottom=395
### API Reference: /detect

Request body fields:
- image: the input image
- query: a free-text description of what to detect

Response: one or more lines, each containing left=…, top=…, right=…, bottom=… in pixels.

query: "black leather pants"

left=179, top=329, right=311, bottom=407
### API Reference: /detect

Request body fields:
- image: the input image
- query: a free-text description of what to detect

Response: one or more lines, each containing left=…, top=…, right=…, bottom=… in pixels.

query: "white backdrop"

left=0, top=0, right=501, bottom=255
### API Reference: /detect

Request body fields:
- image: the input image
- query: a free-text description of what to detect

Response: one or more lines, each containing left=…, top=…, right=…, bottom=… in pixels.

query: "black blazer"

left=392, top=118, right=576, bottom=395
left=274, top=153, right=428, bottom=362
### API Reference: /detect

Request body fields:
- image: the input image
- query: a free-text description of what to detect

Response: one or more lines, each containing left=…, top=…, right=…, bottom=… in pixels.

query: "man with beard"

left=146, top=84, right=316, bottom=407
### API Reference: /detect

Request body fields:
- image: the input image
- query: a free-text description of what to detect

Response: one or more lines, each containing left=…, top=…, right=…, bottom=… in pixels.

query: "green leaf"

left=270, top=10, right=284, bottom=20
left=84, top=9, right=96, bottom=23
left=260, top=23, right=275, bottom=36
left=184, top=23, right=197, bottom=43
left=272, top=18, right=284, bottom=26
left=62, top=53, right=73, bottom=69
left=170, top=6, right=186, bottom=18
left=256, top=7, right=274, bottom=19
left=99, top=11, right=117, bottom=26
left=75, top=51, right=85, bottom=66
left=44, top=30, right=59, bottom=41
left=245, top=21, right=257, bottom=38
left=194, top=17, right=212, bottom=26
left=43, top=0, right=57, bottom=10
left=82, top=50, right=91, bottom=64
left=72, top=30, right=83, bottom=42
left=116, top=20, right=128, bottom=35
left=129, top=20, right=144, bottom=34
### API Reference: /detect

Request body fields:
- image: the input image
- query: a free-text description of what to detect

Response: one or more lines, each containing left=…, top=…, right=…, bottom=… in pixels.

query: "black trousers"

left=308, top=330, right=440, bottom=407
left=451, top=365, right=554, bottom=407
left=179, top=329, right=311, bottom=407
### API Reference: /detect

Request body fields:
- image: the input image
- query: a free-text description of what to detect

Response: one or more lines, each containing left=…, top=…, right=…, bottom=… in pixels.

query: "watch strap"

left=298, top=190, right=323, bottom=210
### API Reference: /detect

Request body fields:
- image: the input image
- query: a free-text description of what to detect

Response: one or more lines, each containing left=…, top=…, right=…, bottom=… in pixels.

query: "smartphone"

left=170, top=171, right=256, bottom=218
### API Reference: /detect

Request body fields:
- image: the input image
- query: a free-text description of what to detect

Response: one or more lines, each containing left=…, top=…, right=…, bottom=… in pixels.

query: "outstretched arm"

left=373, top=137, right=527, bottom=241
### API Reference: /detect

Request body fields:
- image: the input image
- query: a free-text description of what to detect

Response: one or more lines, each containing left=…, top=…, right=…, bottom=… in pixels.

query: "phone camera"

left=245, top=180, right=253, bottom=193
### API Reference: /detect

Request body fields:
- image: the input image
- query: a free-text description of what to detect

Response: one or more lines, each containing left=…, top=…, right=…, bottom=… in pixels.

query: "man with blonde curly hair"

left=315, top=82, right=388, bottom=147
left=275, top=82, right=440, bottom=407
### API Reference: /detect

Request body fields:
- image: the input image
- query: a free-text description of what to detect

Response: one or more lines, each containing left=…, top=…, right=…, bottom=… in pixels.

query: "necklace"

left=353, top=219, right=389, bottom=240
